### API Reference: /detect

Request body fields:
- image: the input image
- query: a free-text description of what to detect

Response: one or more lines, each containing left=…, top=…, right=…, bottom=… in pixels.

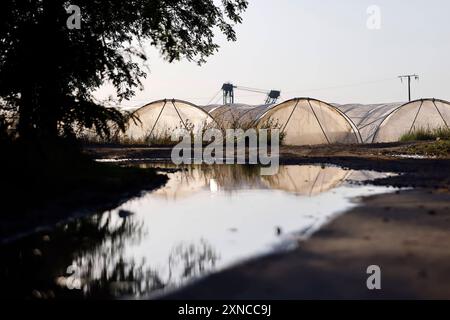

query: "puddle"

left=393, top=154, right=436, bottom=159
left=0, top=164, right=398, bottom=299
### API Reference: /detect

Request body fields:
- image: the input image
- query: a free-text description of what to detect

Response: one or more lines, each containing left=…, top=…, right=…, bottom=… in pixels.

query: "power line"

left=282, top=77, right=398, bottom=95
left=206, top=89, right=222, bottom=105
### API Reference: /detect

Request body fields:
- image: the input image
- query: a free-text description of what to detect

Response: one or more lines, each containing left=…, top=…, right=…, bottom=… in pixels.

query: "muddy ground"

left=86, top=142, right=450, bottom=299
left=86, top=141, right=450, bottom=189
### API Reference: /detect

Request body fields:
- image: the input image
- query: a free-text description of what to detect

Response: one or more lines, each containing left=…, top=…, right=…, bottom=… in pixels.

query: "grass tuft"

left=400, top=127, right=450, bottom=142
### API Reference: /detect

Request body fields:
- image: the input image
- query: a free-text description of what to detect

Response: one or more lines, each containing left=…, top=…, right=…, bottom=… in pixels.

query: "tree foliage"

left=0, top=0, right=248, bottom=141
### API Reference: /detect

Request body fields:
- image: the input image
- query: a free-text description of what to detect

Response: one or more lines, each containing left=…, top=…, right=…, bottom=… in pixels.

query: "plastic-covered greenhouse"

left=123, top=97, right=450, bottom=145
left=335, top=102, right=404, bottom=143
left=124, top=99, right=217, bottom=142
left=252, top=98, right=361, bottom=145
left=336, top=98, right=450, bottom=143
left=200, top=98, right=361, bottom=145
left=201, top=104, right=268, bottom=129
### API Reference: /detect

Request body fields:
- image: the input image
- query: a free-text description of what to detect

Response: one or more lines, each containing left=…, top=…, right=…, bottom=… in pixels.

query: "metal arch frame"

left=358, top=103, right=402, bottom=130
left=234, top=104, right=273, bottom=128
left=307, top=99, right=330, bottom=144
left=206, top=106, right=221, bottom=114
left=171, top=100, right=189, bottom=131
left=336, top=102, right=405, bottom=143
left=207, top=103, right=271, bottom=130
left=130, top=98, right=220, bottom=131
left=147, top=99, right=168, bottom=139
left=209, top=104, right=253, bottom=126
left=432, top=99, right=450, bottom=129
left=308, top=166, right=354, bottom=196
left=408, top=100, right=424, bottom=134
left=358, top=103, right=402, bottom=128
left=371, top=98, right=450, bottom=143
left=253, top=97, right=363, bottom=144
left=207, top=104, right=253, bottom=130
left=208, top=105, right=236, bottom=130
left=278, top=165, right=351, bottom=196
left=281, top=99, right=300, bottom=134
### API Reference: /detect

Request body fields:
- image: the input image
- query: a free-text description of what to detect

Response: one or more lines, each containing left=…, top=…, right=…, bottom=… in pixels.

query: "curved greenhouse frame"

left=372, top=99, right=450, bottom=143
left=124, top=99, right=218, bottom=143
left=262, top=165, right=351, bottom=196
left=254, top=98, right=361, bottom=145
left=336, top=99, right=450, bottom=143
left=335, top=103, right=403, bottom=143
left=201, top=104, right=263, bottom=129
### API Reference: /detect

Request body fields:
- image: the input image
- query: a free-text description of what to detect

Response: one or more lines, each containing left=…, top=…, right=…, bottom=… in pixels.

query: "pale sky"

left=95, top=0, right=450, bottom=107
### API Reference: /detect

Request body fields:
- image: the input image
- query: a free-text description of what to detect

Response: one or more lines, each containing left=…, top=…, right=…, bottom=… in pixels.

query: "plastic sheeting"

left=201, top=104, right=264, bottom=129
left=124, top=97, right=450, bottom=145
left=335, top=103, right=403, bottom=143
left=200, top=98, right=360, bottom=145
left=255, top=98, right=361, bottom=145
left=262, top=165, right=350, bottom=196
left=374, top=99, right=450, bottom=142
left=336, top=99, right=450, bottom=143
left=140, top=163, right=351, bottom=197
left=124, top=99, right=217, bottom=142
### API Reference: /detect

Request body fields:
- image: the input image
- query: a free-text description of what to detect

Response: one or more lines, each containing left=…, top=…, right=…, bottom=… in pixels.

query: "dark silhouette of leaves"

left=0, top=0, right=248, bottom=141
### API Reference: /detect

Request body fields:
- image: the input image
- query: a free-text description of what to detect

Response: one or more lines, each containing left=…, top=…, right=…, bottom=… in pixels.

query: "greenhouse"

left=124, top=99, right=217, bottom=143
left=200, top=98, right=361, bottom=145
left=336, top=99, right=450, bottom=143
left=335, top=102, right=404, bottom=143
left=253, top=98, right=361, bottom=145
left=201, top=104, right=266, bottom=129
left=124, top=97, right=450, bottom=145
left=373, top=99, right=450, bottom=143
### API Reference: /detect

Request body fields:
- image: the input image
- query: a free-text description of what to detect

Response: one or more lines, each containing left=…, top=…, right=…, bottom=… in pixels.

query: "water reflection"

left=262, top=165, right=351, bottom=196
left=1, top=212, right=146, bottom=299
left=1, top=164, right=396, bottom=299
left=1, top=211, right=218, bottom=299
left=142, top=163, right=384, bottom=198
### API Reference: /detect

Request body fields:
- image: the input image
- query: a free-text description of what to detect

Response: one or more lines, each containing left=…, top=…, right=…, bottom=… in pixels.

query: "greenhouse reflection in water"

left=1, top=164, right=396, bottom=299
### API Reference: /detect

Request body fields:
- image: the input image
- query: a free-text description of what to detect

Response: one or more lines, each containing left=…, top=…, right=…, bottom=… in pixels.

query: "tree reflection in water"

left=167, top=239, right=218, bottom=284
left=1, top=210, right=218, bottom=299
left=70, top=236, right=218, bottom=298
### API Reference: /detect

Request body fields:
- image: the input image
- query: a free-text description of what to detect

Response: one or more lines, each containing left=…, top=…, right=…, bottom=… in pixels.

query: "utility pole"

left=398, top=74, right=419, bottom=101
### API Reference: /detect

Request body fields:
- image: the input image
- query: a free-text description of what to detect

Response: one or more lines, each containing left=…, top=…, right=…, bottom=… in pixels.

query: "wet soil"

left=86, top=142, right=450, bottom=190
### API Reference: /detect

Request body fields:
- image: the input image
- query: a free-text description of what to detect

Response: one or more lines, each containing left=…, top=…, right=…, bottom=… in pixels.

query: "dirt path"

left=84, top=141, right=435, bottom=161
left=164, top=189, right=450, bottom=299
